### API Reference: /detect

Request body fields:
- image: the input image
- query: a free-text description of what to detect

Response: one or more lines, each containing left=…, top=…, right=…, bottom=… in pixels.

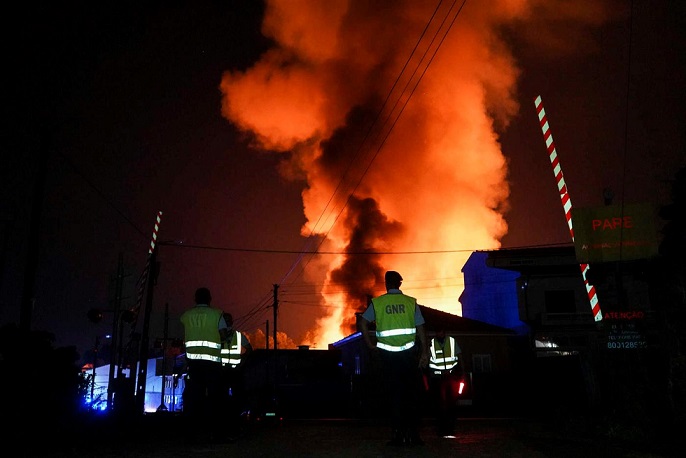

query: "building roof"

left=333, top=305, right=516, bottom=349
left=419, top=305, right=515, bottom=336
left=480, top=245, right=580, bottom=275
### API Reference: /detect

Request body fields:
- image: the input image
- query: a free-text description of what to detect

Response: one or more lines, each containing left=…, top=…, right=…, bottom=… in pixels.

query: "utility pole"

left=133, top=211, right=163, bottom=414
left=135, top=246, right=159, bottom=414
left=90, top=336, right=100, bottom=410
left=157, top=302, right=169, bottom=412
left=272, top=284, right=279, bottom=351
left=107, top=252, right=124, bottom=411
left=0, top=206, right=16, bottom=297
left=20, top=144, right=48, bottom=332
left=270, top=284, right=279, bottom=418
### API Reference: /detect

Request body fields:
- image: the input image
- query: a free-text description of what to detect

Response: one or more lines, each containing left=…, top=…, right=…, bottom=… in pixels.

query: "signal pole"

left=157, top=302, right=169, bottom=412
left=135, top=245, right=158, bottom=414
left=107, top=252, right=124, bottom=411
left=20, top=144, right=48, bottom=332
left=272, top=284, right=278, bottom=351
left=133, top=211, right=162, bottom=414
left=270, top=284, right=279, bottom=418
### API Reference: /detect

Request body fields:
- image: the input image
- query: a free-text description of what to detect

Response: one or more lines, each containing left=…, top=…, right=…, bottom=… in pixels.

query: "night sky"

left=2, top=0, right=684, bottom=363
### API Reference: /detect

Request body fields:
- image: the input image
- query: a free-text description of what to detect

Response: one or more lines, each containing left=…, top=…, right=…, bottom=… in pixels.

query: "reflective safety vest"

left=371, top=293, right=417, bottom=352
left=221, top=331, right=244, bottom=367
left=429, top=336, right=459, bottom=372
left=180, top=306, right=223, bottom=363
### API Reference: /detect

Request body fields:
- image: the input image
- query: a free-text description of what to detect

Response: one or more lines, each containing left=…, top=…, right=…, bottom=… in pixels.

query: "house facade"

left=461, top=246, right=662, bottom=417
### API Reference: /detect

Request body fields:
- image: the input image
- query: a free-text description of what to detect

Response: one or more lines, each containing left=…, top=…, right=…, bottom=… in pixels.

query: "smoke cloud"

left=219, top=0, right=616, bottom=346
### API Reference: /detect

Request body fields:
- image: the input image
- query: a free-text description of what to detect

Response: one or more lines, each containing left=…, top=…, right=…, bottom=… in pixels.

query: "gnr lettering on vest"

left=385, top=304, right=406, bottom=314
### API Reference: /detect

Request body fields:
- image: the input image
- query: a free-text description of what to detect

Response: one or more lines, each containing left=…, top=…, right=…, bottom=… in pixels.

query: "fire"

left=219, top=1, right=617, bottom=347
left=244, top=328, right=296, bottom=351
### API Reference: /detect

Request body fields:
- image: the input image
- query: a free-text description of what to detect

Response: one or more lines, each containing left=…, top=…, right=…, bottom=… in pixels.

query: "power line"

left=58, top=151, right=148, bottom=239
left=158, top=240, right=572, bottom=255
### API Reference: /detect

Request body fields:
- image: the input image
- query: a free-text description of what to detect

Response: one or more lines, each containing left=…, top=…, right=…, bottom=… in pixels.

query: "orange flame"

left=219, top=0, right=617, bottom=347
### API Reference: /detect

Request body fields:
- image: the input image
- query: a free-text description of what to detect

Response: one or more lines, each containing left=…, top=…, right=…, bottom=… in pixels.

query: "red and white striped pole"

left=148, top=211, right=162, bottom=254
left=134, top=210, right=163, bottom=412
left=133, top=211, right=164, bottom=323
left=534, top=96, right=602, bottom=322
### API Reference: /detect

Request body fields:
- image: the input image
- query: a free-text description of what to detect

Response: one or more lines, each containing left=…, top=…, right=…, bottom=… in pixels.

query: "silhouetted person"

left=180, top=287, right=229, bottom=443
left=428, top=328, right=464, bottom=437
left=220, top=312, right=253, bottom=439
left=359, top=270, right=429, bottom=447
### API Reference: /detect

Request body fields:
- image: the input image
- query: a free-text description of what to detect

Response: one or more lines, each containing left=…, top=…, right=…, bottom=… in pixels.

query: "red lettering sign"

left=591, top=216, right=633, bottom=231
left=603, top=311, right=644, bottom=320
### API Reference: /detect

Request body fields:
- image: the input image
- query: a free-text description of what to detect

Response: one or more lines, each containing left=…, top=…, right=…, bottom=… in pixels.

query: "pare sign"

left=592, top=216, right=633, bottom=231
left=572, top=203, right=658, bottom=263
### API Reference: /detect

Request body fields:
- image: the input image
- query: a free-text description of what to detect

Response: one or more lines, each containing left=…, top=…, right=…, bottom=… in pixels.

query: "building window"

left=544, top=290, right=576, bottom=313
left=472, top=354, right=492, bottom=373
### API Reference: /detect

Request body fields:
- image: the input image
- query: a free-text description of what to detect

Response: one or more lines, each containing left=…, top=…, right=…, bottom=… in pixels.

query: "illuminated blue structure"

left=84, top=357, right=185, bottom=413
left=460, top=251, right=529, bottom=335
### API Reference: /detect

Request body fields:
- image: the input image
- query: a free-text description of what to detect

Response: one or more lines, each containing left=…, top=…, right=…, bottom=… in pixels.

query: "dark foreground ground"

left=19, top=412, right=679, bottom=458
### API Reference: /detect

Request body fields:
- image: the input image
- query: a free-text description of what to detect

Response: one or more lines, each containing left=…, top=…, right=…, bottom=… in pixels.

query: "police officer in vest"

left=359, top=270, right=429, bottom=447
left=428, top=328, right=464, bottom=438
left=220, top=312, right=253, bottom=437
left=180, top=287, right=229, bottom=443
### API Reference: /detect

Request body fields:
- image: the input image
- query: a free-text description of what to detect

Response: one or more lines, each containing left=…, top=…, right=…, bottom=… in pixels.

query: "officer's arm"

left=456, top=343, right=465, bottom=373
left=218, top=314, right=230, bottom=343
left=242, top=339, right=253, bottom=355
left=416, top=324, right=429, bottom=368
left=359, top=317, right=376, bottom=350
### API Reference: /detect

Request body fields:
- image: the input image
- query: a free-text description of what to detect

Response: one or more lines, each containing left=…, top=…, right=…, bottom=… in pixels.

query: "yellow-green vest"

left=429, top=336, right=458, bottom=372
left=180, top=306, right=223, bottom=363
left=371, top=293, right=417, bottom=351
left=221, top=331, right=244, bottom=367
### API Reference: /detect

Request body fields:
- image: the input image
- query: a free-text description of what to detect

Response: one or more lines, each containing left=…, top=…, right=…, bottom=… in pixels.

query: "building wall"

left=240, top=348, right=350, bottom=418
left=89, top=358, right=185, bottom=413
left=518, top=274, right=593, bottom=325
left=461, top=251, right=529, bottom=334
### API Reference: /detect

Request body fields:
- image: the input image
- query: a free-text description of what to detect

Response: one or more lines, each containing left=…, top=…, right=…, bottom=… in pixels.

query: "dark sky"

left=2, top=1, right=684, bottom=363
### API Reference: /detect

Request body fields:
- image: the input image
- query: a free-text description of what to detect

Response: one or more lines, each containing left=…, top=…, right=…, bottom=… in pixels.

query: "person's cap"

left=195, top=287, right=212, bottom=304
left=385, top=271, right=403, bottom=283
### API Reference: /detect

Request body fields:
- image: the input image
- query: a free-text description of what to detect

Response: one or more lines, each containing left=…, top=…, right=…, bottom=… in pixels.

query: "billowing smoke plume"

left=219, top=0, right=616, bottom=347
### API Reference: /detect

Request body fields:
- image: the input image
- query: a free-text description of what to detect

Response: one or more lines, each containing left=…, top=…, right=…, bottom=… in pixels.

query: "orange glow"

left=219, top=1, right=616, bottom=347
left=244, top=328, right=296, bottom=350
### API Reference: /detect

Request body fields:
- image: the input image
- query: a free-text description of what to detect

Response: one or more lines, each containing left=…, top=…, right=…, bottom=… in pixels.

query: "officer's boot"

left=386, top=428, right=405, bottom=446
left=407, top=426, right=424, bottom=446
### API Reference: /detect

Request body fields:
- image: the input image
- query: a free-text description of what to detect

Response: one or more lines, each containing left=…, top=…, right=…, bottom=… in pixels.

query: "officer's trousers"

left=378, top=348, right=423, bottom=436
